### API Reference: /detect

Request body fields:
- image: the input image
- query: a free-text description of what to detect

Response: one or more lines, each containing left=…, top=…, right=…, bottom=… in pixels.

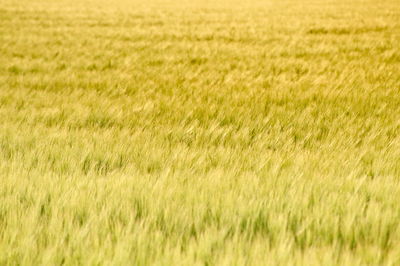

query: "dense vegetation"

left=1, top=0, right=400, bottom=264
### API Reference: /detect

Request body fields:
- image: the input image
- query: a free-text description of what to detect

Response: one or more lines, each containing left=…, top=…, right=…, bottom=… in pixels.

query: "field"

left=1, top=0, right=400, bottom=264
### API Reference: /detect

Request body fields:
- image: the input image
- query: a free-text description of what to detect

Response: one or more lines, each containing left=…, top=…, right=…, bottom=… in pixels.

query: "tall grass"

left=1, top=0, right=400, bottom=264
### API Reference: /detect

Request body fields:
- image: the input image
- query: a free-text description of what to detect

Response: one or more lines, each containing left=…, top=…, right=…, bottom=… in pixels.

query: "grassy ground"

left=1, top=0, right=400, bottom=264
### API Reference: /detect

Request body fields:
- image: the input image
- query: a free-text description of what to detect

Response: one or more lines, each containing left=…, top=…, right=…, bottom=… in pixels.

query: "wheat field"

left=1, top=0, right=400, bottom=265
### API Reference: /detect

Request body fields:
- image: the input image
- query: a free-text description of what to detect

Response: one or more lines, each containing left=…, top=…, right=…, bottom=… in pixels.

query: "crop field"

left=1, top=0, right=400, bottom=265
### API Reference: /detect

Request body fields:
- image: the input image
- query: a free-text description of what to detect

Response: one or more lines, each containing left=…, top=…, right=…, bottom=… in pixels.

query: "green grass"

left=1, top=0, right=400, bottom=264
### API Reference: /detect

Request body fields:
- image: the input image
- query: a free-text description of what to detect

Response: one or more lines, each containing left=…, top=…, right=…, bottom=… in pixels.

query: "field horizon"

left=1, top=0, right=400, bottom=265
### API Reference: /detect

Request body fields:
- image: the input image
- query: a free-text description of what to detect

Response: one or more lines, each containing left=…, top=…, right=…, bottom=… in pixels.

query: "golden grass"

left=1, top=0, right=400, bottom=264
